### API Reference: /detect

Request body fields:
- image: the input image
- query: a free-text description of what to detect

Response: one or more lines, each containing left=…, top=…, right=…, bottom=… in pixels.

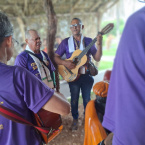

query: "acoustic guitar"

left=58, top=23, right=114, bottom=82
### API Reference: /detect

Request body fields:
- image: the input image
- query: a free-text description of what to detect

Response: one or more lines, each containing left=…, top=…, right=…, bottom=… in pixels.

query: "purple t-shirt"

left=14, top=51, right=55, bottom=80
left=102, top=7, right=145, bottom=145
left=55, top=37, right=97, bottom=60
left=0, top=63, right=54, bottom=145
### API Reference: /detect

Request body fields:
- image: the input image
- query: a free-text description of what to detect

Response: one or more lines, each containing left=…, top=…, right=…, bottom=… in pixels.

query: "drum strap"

left=0, top=105, right=50, bottom=134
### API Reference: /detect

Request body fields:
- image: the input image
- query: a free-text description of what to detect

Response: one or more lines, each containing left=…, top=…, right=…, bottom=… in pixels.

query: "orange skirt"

left=84, top=100, right=107, bottom=145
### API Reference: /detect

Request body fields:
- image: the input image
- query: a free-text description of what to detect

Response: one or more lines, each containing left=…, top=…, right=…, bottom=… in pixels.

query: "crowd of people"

left=0, top=0, right=145, bottom=144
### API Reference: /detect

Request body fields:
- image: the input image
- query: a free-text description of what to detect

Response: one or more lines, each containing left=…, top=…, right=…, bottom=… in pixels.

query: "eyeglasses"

left=138, top=0, right=145, bottom=2
left=30, top=37, right=41, bottom=42
left=12, top=38, right=19, bottom=47
left=0, top=35, right=19, bottom=47
left=70, top=23, right=82, bottom=28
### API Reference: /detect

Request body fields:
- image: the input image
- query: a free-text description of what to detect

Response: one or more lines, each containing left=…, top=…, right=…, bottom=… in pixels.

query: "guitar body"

left=34, top=109, right=63, bottom=143
left=58, top=49, right=87, bottom=82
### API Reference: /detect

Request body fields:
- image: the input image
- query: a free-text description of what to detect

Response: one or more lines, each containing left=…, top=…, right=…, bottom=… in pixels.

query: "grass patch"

left=59, top=75, right=63, bottom=80
left=98, top=61, right=113, bottom=71
left=103, top=48, right=117, bottom=56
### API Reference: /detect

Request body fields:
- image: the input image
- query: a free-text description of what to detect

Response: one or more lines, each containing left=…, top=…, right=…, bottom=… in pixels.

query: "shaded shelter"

left=0, top=0, right=120, bottom=91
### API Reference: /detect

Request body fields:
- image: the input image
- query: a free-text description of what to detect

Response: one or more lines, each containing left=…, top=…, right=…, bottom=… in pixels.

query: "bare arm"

left=42, top=91, right=70, bottom=116
left=104, top=133, right=113, bottom=145
left=93, top=34, right=103, bottom=62
left=54, top=53, right=76, bottom=69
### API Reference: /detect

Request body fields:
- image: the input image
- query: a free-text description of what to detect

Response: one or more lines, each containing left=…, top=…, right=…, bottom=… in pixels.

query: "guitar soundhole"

left=73, top=56, right=80, bottom=65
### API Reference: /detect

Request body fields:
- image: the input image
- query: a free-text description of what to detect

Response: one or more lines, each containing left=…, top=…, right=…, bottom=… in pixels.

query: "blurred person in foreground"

left=102, top=3, right=145, bottom=145
left=0, top=12, right=70, bottom=145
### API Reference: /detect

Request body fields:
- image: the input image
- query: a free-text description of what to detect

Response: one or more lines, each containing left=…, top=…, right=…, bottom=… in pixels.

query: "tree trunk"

left=16, top=17, right=26, bottom=42
left=44, top=0, right=60, bottom=92
left=96, top=11, right=103, bottom=32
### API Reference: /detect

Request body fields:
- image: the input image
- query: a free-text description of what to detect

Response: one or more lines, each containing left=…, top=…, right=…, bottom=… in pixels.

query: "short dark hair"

left=0, top=12, right=13, bottom=44
left=71, top=18, right=82, bottom=24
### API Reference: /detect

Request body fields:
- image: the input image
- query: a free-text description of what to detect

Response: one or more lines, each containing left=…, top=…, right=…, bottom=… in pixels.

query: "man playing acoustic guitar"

left=55, top=18, right=103, bottom=130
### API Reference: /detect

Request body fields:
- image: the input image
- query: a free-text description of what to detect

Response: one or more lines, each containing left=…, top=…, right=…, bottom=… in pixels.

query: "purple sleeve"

left=14, top=67, right=54, bottom=113
left=55, top=39, right=67, bottom=57
left=90, top=44, right=97, bottom=55
left=15, top=54, right=27, bottom=69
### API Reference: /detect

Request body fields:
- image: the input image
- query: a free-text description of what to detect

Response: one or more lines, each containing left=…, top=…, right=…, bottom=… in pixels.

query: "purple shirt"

left=0, top=63, right=54, bottom=145
left=15, top=51, right=55, bottom=80
left=55, top=37, right=97, bottom=60
left=102, top=7, right=145, bottom=145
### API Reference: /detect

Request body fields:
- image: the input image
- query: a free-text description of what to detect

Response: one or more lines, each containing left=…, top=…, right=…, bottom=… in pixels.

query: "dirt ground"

left=47, top=104, right=85, bottom=145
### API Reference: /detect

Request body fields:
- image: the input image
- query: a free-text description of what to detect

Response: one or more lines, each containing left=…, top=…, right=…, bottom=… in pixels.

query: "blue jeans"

left=68, top=74, right=94, bottom=119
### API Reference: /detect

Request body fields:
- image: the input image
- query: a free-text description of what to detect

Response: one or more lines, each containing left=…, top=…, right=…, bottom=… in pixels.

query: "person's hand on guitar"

left=64, top=60, right=76, bottom=70
left=55, top=54, right=76, bottom=70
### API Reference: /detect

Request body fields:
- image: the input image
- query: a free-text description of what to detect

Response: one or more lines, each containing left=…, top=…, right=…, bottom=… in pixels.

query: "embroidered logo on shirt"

left=0, top=124, right=3, bottom=130
left=31, top=63, right=38, bottom=70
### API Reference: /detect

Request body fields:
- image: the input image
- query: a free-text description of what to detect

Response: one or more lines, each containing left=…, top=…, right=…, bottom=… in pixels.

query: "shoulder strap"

left=25, top=50, right=56, bottom=88
left=0, top=105, right=50, bottom=134
left=25, top=50, right=48, bottom=68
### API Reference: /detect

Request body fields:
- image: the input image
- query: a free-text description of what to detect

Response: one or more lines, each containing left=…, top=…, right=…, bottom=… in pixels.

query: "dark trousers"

left=68, top=74, right=94, bottom=119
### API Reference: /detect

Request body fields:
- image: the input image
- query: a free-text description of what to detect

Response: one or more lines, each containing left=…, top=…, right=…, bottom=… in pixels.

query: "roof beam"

left=70, top=0, right=82, bottom=13
left=89, top=1, right=102, bottom=12
left=106, top=0, right=119, bottom=11
left=24, top=0, right=28, bottom=14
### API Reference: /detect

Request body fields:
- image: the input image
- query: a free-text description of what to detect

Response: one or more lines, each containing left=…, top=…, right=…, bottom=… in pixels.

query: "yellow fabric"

left=84, top=100, right=107, bottom=145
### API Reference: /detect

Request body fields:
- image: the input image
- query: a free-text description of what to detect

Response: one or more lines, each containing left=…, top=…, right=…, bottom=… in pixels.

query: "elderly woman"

left=0, top=12, right=70, bottom=145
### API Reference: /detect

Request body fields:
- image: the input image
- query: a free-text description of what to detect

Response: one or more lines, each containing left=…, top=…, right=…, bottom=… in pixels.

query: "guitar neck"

left=77, top=37, right=97, bottom=60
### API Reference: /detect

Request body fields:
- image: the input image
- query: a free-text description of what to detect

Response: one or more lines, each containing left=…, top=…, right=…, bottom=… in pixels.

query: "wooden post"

left=16, top=17, right=26, bottom=42
left=96, top=11, right=103, bottom=32
left=95, top=11, right=103, bottom=67
left=44, top=0, right=60, bottom=92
